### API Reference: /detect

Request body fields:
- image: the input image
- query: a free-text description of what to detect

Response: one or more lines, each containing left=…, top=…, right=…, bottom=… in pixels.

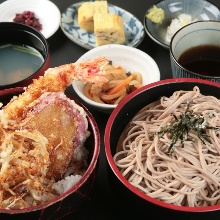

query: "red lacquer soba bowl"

left=105, top=78, right=220, bottom=219
left=0, top=87, right=100, bottom=220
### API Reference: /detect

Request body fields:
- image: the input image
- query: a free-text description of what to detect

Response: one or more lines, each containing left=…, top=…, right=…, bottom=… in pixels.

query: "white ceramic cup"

left=170, top=20, right=220, bottom=82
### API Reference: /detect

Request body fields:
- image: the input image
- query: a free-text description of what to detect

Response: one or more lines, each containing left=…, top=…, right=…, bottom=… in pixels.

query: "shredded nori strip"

left=153, top=100, right=219, bottom=156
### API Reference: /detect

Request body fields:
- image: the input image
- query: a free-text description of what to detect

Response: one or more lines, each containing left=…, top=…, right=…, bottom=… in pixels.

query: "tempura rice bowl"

left=105, top=78, right=220, bottom=219
left=0, top=87, right=100, bottom=219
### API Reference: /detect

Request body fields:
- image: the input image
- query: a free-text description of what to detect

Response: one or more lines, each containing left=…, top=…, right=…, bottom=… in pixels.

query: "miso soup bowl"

left=105, top=78, right=220, bottom=220
left=0, top=87, right=100, bottom=220
left=0, top=22, right=50, bottom=89
left=170, top=20, right=220, bottom=82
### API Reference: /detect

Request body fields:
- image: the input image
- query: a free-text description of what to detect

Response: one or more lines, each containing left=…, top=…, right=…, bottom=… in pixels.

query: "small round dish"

left=60, top=1, right=145, bottom=50
left=144, top=0, right=220, bottom=49
left=72, top=44, right=160, bottom=114
left=0, top=0, right=61, bottom=39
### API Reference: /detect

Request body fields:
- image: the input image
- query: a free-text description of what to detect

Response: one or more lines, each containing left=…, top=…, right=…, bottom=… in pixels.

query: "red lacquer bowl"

left=0, top=22, right=50, bottom=90
left=105, top=78, right=220, bottom=220
left=0, top=87, right=100, bottom=219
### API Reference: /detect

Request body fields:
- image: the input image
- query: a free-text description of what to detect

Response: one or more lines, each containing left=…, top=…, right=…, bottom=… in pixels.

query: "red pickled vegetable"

left=13, top=11, right=42, bottom=31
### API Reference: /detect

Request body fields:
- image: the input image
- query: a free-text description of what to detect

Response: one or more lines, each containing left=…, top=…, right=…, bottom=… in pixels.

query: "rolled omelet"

left=94, top=13, right=126, bottom=46
left=78, top=1, right=108, bottom=32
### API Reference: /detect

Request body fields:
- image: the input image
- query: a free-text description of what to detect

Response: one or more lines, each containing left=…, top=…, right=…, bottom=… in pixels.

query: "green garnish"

left=154, top=100, right=219, bottom=156
left=12, top=45, right=41, bottom=57
left=0, top=44, right=13, bottom=49
left=0, top=44, right=41, bottom=57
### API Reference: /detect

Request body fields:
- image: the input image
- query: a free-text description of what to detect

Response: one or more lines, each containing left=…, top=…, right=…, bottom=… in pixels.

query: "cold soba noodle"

left=114, top=86, right=220, bottom=207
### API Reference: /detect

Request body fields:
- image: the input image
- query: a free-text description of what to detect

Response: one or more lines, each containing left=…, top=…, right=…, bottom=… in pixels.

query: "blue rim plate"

left=60, top=1, right=145, bottom=50
left=144, top=0, right=220, bottom=49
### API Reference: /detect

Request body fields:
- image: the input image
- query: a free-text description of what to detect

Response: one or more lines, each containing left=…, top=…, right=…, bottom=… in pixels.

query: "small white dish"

left=0, top=0, right=61, bottom=39
left=60, top=1, right=145, bottom=50
left=144, top=0, right=220, bottom=49
left=72, top=44, right=160, bottom=114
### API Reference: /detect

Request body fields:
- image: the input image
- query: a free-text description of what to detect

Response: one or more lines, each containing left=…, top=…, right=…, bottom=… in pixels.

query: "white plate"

left=60, top=1, right=145, bottom=50
left=0, top=0, right=61, bottom=39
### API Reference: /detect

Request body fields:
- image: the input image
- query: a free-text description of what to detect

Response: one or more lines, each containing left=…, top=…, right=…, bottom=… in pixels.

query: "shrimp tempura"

left=3, top=56, right=109, bottom=120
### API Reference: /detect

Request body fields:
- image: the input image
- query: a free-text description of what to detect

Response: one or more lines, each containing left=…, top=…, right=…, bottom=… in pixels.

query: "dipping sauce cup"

left=170, top=20, right=220, bottom=83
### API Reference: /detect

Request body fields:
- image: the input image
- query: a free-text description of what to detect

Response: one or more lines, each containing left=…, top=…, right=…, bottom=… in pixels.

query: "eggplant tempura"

left=0, top=57, right=109, bottom=209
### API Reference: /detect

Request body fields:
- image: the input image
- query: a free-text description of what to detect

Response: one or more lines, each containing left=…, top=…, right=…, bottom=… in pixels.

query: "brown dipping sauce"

left=178, top=45, right=220, bottom=77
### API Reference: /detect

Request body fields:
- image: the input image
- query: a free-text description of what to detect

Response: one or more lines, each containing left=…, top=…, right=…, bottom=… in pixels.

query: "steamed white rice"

left=52, top=175, right=82, bottom=194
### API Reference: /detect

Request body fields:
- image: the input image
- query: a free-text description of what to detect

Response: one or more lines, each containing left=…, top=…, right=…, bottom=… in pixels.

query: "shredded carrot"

left=115, top=65, right=122, bottom=70
left=107, top=75, right=133, bottom=95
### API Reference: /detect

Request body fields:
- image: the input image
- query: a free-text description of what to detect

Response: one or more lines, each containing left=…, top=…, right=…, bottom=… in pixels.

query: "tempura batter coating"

left=3, top=56, right=109, bottom=121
